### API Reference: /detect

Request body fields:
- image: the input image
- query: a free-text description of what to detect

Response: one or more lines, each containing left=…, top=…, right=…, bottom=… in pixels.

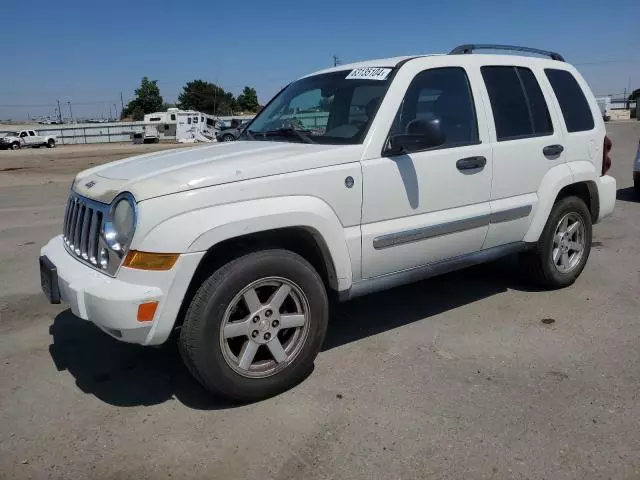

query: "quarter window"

left=545, top=69, right=594, bottom=132
left=481, top=66, right=553, bottom=141
left=388, top=67, right=479, bottom=149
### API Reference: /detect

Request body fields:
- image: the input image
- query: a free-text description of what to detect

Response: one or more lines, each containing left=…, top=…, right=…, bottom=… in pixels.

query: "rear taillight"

left=602, top=135, right=612, bottom=175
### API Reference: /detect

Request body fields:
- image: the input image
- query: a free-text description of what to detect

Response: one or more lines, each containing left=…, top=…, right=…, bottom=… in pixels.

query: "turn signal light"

left=123, top=251, right=179, bottom=271
left=137, top=301, right=159, bottom=322
left=602, top=135, right=612, bottom=175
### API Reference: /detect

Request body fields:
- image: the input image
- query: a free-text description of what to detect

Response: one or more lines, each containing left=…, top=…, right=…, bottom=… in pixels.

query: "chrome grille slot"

left=62, top=192, right=112, bottom=274
left=80, top=208, right=92, bottom=259
left=88, top=211, right=100, bottom=263
left=73, top=204, right=84, bottom=254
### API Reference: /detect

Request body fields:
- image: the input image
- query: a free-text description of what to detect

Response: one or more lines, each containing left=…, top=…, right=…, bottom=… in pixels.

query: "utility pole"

left=56, top=99, right=62, bottom=123
left=213, top=76, right=218, bottom=116
left=333, top=55, right=340, bottom=67
left=120, top=92, right=124, bottom=112
left=67, top=101, right=73, bottom=123
left=113, top=103, right=118, bottom=120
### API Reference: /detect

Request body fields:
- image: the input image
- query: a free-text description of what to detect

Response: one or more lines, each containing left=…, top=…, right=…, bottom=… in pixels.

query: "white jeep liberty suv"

left=40, top=44, right=616, bottom=401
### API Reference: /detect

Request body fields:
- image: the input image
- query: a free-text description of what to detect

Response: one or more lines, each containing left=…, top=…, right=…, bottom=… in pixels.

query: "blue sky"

left=0, top=0, right=638, bottom=120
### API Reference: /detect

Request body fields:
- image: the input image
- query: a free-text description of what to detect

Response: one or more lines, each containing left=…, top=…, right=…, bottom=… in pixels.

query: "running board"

left=340, top=242, right=529, bottom=301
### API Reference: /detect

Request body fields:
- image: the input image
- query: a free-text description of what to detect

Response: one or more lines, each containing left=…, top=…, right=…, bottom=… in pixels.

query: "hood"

left=73, top=141, right=360, bottom=203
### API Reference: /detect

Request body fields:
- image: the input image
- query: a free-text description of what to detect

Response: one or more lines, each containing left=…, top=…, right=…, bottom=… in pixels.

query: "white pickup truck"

left=40, top=44, right=616, bottom=401
left=0, top=129, right=56, bottom=150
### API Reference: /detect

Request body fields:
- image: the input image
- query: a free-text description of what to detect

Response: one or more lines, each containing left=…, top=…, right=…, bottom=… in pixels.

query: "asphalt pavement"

left=1, top=124, right=639, bottom=479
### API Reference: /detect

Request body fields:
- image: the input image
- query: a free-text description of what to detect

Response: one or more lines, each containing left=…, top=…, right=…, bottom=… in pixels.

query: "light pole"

left=67, top=100, right=73, bottom=123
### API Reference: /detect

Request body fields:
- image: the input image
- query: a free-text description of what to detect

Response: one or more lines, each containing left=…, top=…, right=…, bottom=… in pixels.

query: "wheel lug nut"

left=265, top=310, right=273, bottom=317
left=252, top=316, right=259, bottom=323
left=264, top=332, right=271, bottom=341
left=272, top=320, right=279, bottom=328
left=251, top=330, right=259, bottom=338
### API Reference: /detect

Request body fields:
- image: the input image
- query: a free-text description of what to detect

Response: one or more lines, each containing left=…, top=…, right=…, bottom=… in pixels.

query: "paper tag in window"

left=345, top=67, right=392, bottom=81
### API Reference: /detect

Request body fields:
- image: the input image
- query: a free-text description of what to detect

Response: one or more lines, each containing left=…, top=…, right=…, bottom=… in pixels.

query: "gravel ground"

left=1, top=125, right=640, bottom=479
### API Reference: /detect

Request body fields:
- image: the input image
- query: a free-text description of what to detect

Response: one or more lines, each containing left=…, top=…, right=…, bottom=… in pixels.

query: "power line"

left=574, top=58, right=634, bottom=66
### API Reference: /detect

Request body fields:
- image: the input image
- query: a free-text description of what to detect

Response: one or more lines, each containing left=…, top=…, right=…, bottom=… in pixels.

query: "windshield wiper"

left=252, top=127, right=315, bottom=144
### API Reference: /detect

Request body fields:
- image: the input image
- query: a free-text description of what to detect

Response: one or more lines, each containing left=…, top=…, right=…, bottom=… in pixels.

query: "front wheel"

left=523, top=195, right=592, bottom=289
left=11, top=142, right=21, bottom=150
left=179, top=249, right=328, bottom=402
left=221, top=134, right=235, bottom=142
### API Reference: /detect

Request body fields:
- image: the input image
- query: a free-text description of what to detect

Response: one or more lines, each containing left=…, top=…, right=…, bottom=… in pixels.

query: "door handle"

left=456, top=156, right=486, bottom=171
left=543, top=144, right=564, bottom=156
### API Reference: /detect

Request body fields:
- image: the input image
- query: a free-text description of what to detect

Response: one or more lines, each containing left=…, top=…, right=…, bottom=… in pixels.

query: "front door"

left=360, top=65, right=493, bottom=279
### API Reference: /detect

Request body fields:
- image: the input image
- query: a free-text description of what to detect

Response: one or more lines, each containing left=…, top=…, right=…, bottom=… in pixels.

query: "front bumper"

left=41, top=235, right=205, bottom=345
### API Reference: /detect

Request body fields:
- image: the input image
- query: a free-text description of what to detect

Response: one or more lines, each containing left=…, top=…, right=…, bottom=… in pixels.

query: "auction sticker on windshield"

left=346, top=67, right=392, bottom=81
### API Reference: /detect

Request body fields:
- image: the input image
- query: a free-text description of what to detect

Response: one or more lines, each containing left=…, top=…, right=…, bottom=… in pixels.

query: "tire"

left=46, top=139, right=55, bottom=148
left=179, top=249, right=328, bottom=402
left=634, top=177, right=640, bottom=197
left=221, top=134, right=235, bottom=142
left=523, top=195, right=592, bottom=289
left=11, top=142, right=20, bottom=150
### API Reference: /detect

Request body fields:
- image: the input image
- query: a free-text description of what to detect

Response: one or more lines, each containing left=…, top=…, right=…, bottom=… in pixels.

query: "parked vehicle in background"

left=144, top=108, right=219, bottom=140
left=40, top=44, right=616, bottom=402
left=634, top=138, right=640, bottom=195
left=0, top=130, right=56, bottom=150
left=596, top=96, right=611, bottom=121
left=216, top=119, right=249, bottom=142
left=132, top=125, right=161, bottom=144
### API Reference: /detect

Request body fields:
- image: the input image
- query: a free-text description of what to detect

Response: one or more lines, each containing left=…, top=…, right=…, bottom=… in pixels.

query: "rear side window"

left=545, top=69, right=594, bottom=132
left=481, top=66, right=553, bottom=141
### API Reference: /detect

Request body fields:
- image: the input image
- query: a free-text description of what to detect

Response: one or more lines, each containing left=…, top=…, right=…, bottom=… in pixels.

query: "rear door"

left=27, top=130, right=39, bottom=146
left=478, top=64, right=564, bottom=248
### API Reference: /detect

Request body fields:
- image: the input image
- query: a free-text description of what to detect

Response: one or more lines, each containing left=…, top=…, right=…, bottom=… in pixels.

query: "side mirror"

left=386, top=118, right=445, bottom=155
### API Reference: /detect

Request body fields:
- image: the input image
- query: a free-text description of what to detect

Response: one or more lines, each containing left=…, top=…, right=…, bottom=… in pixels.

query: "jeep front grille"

left=62, top=192, right=112, bottom=274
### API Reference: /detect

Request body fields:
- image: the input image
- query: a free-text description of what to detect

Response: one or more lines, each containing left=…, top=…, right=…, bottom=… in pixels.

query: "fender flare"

left=523, top=162, right=599, bottom=243
left=137, top=195, right=353, bottom=291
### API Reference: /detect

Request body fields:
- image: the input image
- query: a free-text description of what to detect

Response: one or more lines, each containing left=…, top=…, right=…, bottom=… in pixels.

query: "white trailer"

left=144, top=108, right=219, bottom=141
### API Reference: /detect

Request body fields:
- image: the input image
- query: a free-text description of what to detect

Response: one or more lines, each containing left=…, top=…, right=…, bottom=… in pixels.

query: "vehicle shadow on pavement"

left=616, top=186, right=639, bottom=203
left=323, top=256, right=535, bottom=351
left=48, top=256, right=532, bottom=409
left=48, top=312, right=238, bottom=410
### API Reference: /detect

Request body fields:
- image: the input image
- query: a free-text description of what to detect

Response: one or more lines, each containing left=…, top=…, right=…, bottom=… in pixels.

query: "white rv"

left=144, top=108, right=219, bottom=141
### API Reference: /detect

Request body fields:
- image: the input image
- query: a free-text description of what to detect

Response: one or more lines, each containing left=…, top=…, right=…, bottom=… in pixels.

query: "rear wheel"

left=524, top=196, right=592, bottom=289
left=179, top=249, right=328, bottom=402
left=221, top=134, right=235, bottom=142
left=46, top=139, right=55, bottom=148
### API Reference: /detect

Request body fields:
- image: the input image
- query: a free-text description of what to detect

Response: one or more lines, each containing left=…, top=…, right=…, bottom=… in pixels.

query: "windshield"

left=242, top=68, right=394, bottom=144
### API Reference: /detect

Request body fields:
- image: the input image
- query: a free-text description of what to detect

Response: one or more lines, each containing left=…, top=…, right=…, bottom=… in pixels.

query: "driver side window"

left=389, top=67, right=479, bottom=149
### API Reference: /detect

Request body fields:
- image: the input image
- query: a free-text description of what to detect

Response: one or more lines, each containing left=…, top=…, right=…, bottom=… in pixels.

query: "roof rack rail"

left=449, top=44, right=565, bottom=62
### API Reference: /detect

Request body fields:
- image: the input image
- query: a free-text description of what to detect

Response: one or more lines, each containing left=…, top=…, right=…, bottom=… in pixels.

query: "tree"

left=177, top=80, right=237, bottom=116
left=237, top=86, right=260, bottom=112
left=121, top=77, right=164, bottom=120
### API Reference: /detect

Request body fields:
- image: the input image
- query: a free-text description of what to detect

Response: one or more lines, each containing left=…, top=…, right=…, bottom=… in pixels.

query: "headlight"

left=104, top=192, right=136, bottom=256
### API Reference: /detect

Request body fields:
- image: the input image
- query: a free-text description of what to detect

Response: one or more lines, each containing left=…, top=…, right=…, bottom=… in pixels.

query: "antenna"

left=333, top=55, right=340, bottom=67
